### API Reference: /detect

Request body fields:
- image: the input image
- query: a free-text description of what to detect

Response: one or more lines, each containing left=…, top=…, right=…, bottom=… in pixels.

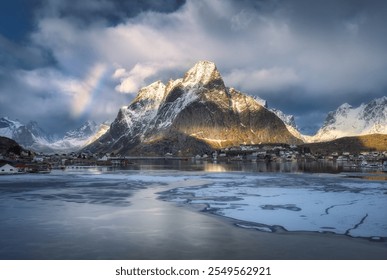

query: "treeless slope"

left=301, top=134, right=387, bottom=154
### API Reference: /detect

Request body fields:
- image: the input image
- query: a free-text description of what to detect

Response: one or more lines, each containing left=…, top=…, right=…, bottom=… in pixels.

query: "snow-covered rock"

left=0, top=117, right=23, bottom=139
left=0, top=117, right=109, bottom=153
left=85, top=61, right=301, bottom=155
left=311, top=96, right=387, bottom=142
left=42, top=121, right=110, bottom=153
left=0, top=117, right=51, bottom=148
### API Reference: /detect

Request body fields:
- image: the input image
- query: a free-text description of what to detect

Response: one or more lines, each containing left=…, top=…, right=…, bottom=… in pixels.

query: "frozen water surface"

left=161, top=172, right=387, bottom=238
left=0, top=165, right=386, bottom=259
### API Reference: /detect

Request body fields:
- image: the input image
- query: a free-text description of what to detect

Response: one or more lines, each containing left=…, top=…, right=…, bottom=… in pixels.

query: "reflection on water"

left=63, top=160, right=387, bottom=180
left=95, top=159, right=384, bottom=175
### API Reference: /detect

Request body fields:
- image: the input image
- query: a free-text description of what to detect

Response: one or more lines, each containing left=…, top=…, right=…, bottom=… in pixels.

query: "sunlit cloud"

left=224, top=67, right=301, bottom=93
left=69, top=63, right=107, bottom=117
left=114, top=63, right=158, bottom=94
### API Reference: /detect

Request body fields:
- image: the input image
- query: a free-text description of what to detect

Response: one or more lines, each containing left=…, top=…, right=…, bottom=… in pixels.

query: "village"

left=1, top=143, right=387, bottom=175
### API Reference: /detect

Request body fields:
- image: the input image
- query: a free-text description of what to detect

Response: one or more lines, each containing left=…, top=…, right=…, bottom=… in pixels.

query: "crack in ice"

left=322, top=200, right=359, bottom=216
left=345, top=213, right=369, bottom=236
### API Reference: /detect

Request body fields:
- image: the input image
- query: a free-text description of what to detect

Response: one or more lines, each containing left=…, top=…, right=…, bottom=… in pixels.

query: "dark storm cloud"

left=0, top=0, right=41, bottom=41
left=1, top=0, right=387, bottom=135
left=37, top=0, right=186, bottom=27
left=0, top=35, right=54, bottom=70
left=218, top=0, right=387, bottom=129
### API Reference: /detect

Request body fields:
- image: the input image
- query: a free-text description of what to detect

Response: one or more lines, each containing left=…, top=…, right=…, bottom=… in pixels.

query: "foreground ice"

left=1, top=170, right=386, bottom=239
left=160, top=172, right=387, bottom=238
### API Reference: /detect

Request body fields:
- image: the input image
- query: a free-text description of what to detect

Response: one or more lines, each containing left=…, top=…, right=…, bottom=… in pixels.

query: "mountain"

left=64, top=121, right=99, bottom=141
left=245, top=95, right=302, bottom=140
left=0, top=117, right=23, bottom=139
left=0, top=118, right=108, bottom=153
left=0, top=117, right=51, bottom=148
left=31, top=121, right=109, bottom=153
left=85, top=61, right=302, bottom=156
left=311, top=96, right=387, bottom=142
left=268, top=108, right=303, bottom=140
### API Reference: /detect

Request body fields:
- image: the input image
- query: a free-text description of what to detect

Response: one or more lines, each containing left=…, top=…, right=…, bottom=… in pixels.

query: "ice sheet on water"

left=163, top=172, right=387, bottom=238
left=2, top=170, right=386, bottom=238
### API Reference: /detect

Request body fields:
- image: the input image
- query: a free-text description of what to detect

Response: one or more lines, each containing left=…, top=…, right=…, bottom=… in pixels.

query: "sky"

left=1, top=0, right=387, bottom=136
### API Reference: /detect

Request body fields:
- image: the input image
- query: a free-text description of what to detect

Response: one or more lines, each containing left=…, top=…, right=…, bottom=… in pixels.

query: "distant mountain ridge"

left=85, top=61, right=301, bottom=156
left=0, top=117, right=108, bottom=153
left=310, top=96, right=387, bottom=142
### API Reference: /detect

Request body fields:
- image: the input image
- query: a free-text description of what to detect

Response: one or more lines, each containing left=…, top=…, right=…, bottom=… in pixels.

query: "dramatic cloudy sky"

left=1, top=0, right=387, bottom=135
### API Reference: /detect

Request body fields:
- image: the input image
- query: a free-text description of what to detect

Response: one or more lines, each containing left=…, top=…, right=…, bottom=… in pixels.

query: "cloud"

left=224, top=67, right=301, bottom=92
left=35, top=0, right=186, bottom=26
left=2, top=0, right=387, bottom=134
left=114, top=64, right=158, bottom=94
left=69, top=63, right=108, bottom=117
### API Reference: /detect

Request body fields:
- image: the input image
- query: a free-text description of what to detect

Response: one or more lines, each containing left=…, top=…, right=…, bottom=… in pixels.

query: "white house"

left=98, top=155, right=109, bottom=161
left=0, top=164, right=18, bottom=175
left=33, top=156, right=44, bottom=163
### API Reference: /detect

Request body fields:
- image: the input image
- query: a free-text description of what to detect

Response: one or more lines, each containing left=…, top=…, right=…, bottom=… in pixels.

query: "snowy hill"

left=311, top=96, right=387, bottom=142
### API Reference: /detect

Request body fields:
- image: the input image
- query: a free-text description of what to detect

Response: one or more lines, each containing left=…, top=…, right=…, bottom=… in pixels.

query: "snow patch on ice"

left=165, top=174, right=387, bottom=238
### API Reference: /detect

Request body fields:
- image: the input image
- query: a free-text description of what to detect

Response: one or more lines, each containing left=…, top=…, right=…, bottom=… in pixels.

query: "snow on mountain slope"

left=312, top=96, right=387, bottom=142
left=84, top=123, right=110, bottom=147
left=0, top=117, right=109, bottom=153
left=182, top=60, right=220, bottom=86
left=36, top=121, right=109, bottom=153
left=64, top=121, right=98, bottom=140
left=85, top=61, right=302, bottom=156
left=0, top=117, right=51, bottom=148
left=0, top=117, right=23, bottom=139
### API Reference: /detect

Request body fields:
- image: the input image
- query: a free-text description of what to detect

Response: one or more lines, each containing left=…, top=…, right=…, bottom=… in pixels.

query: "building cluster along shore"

left=1, top=143, right=387, bottom=175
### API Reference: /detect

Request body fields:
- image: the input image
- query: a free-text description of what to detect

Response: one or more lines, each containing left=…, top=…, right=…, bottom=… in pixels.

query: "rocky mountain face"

left=43, top=121, right=110, bottom=153
left=0, top=117, right=51, bottom=148
left=86, top=61, right=302, bottom=156
left=311, top=96, right=387, bottom=142
left=0, top=117, right=108, bottom=153
left=64, top=121, right=99, bottom=140
left=0, top=117, right=23, bottom=139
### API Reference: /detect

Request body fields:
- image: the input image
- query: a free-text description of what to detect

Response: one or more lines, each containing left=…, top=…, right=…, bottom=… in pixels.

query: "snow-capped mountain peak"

left=135, top=80, right=166, bottom=103
left=182, top=60, right=223, bottom=87
left=0, top=117, right=50, bottom=147
left=0, top=117, right=23, bottom=139
left=311, top=96, right=387, bottom=142
left=64, top=121, right=98, bottom=140
left=0, top=117, right=109, bottom=153
left=85, top=61, right=301, bottom=155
